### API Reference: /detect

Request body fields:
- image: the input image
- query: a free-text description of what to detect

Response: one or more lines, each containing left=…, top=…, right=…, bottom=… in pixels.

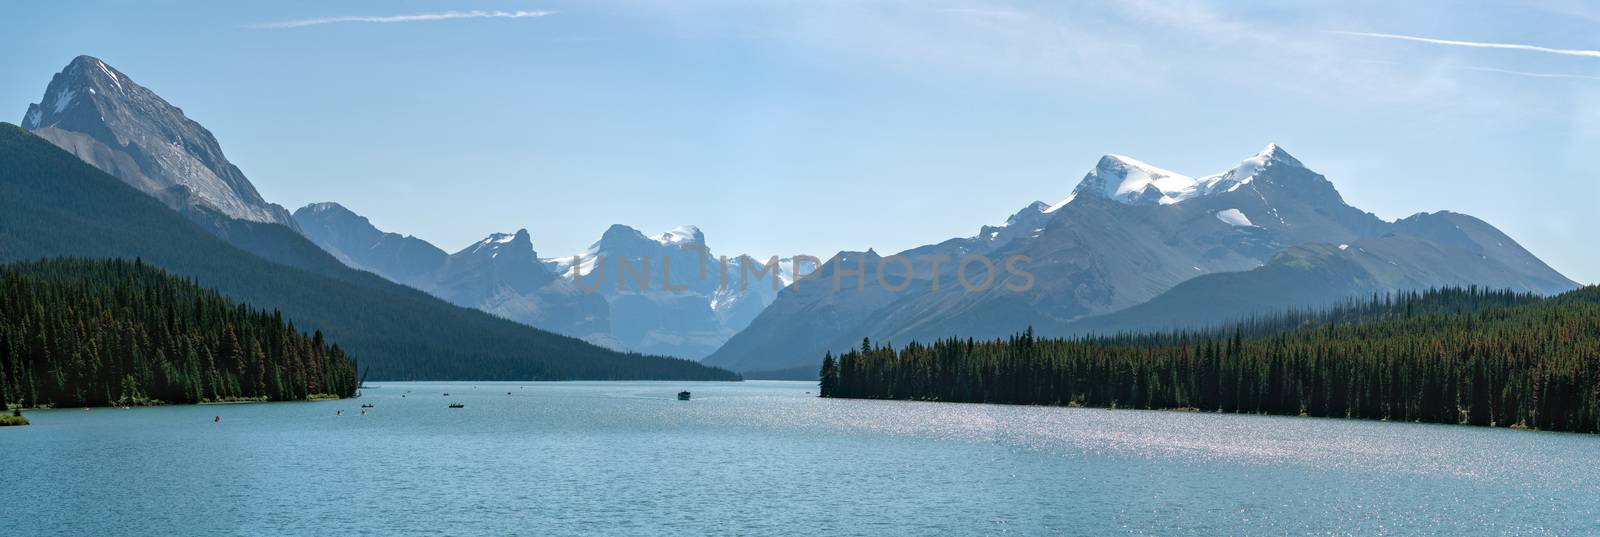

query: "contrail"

left=252, top=10, right=554, bottom=29
left=1458, top=65, right=1600, bottom=82
left=1333, top=31, right=1600, bottom=59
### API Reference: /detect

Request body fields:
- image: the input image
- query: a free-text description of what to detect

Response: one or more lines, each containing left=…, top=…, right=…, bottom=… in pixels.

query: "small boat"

left=448, top=403, right=465, bottom=409
left=677, top=391, right=691, bottom=401
left=360, top=403, right=375, bottom=408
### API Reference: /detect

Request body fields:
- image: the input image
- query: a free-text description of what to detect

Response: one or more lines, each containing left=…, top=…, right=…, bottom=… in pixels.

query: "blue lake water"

left=5, top=380, right=1598, bottom=536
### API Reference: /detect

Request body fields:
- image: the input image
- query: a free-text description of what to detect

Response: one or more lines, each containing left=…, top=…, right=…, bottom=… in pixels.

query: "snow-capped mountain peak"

left=462, top=229, right=536, bottom=259
left=1047, top=144, right=1312, bottom=211
left=652, top=225, right=705, bottom=246
left=1072, top=154, right=1197, bottom=206
left=1194, top=143, right=1304, bottom=195
left=490, top=229, right=531, bottom=245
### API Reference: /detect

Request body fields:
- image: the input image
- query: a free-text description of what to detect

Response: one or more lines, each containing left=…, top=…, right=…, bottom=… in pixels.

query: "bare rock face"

left=23, top=55, right=298, bottom=230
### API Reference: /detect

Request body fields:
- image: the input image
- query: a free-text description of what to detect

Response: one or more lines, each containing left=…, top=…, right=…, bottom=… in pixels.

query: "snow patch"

left=1215, top=208, right=1255, bottom=227
left=1044, top=192, right=1077, bottom=213
left=51, top=87, right=77, bottom=114
left=24, top=108, right=41, bottom=128
left=1339, top=244, right=1350, bottom=251
left=1194, top=144, right=1283, bottom=196
left=1091, top=155, right=1198, bottom=205
left=96, top=60, right=124, bottom=92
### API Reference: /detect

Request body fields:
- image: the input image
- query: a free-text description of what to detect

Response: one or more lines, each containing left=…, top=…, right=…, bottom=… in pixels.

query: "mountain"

left=290, top=202, right=446, bottom=287
left=706, top=200, right=1057, bottom=374
left=436, top=230, right=613, bottom=344
left=15, top=55, right=376, bottom=283
left=294, top=203, right=612, bottom=344
left=1068, top=212, right=1576, bottom=334
left=22, top=55, right=297, bottom=230
left=542, top=224, right=787, bottom=358
left=706, top=144, right=1576, bottom=374
left=295, top=204, right=779, bottom=357
left=0, top=123, right=736, bottom=380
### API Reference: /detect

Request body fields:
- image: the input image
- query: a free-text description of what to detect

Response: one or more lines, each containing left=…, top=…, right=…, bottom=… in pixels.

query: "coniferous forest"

left=0, top=258, right=359, bottom=409
left=820, top=286, right=1600, bottom=433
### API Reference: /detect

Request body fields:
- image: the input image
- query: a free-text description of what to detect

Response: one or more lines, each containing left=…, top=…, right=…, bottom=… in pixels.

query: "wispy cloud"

left=1458, top=65, right=1600, bottom=82
left=1333, top=31, right=1600, bottom=59
left=252, top=10, right=554, bottom=29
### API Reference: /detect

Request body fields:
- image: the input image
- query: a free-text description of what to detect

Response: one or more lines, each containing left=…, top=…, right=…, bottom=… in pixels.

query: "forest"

left=0, top=258, right=360, bottom=408
left=820, top=286, right=1600, bottom=433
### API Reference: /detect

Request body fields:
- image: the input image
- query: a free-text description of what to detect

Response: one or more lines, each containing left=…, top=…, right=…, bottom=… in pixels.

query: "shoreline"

left=822, top=395, right=1582, bottom=435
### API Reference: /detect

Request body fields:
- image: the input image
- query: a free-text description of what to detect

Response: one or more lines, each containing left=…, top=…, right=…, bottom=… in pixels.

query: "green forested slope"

left=0, top=123, right=736, bottom=381
left=0, top=258, right=358, bottom=408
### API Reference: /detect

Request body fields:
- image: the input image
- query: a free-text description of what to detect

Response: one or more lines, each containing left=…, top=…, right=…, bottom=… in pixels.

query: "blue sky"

left=3, top=0, right=1598, bottom=283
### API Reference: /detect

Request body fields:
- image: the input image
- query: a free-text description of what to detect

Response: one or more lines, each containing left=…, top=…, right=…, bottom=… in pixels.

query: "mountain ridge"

left=707, top=144, right=1575, bottom=374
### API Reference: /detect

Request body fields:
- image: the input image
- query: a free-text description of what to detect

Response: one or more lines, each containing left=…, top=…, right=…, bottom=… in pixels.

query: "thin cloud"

left=1458, top=65, right=1600, bottom=82
left=252, top=10, right=554, bottom=29
left=1333, top=31, right=1600, bottom=59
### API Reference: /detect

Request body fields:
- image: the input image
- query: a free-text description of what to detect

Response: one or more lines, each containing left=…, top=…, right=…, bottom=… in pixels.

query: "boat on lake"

left=448, top=403, right=465, bottom=409
left=360, top=403, right=374, bottom=408
left=678, top=391, right=691, bottom=401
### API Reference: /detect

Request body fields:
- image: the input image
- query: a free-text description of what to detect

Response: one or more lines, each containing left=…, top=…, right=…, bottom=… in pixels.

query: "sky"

left=2, top=0, right=1597, bottom=283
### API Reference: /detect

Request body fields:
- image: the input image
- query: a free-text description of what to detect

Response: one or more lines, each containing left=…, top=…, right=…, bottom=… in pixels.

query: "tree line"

left=819, top=286, right=1600, bottom=433
left=0, top=258, right=359, bottom=408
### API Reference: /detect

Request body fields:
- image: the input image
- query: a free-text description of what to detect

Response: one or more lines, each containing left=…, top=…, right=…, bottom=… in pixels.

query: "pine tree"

left=819, top=353, right=838, bottom=397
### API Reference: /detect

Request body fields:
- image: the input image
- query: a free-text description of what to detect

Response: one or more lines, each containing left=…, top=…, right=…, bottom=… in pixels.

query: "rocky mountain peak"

left=22, top=55, right=299, bottom=230
left=463, top=229, right=537, bottom=259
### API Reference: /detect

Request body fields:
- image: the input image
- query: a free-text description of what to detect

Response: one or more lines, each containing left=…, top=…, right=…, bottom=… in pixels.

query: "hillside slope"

left=0, top=123, right=736, bottom=381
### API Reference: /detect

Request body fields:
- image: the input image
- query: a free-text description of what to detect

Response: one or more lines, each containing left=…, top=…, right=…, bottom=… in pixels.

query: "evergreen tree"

left=819, top=353, right=838, bottom=397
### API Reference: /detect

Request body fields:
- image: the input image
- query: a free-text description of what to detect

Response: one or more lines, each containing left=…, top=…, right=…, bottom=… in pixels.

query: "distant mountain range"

left=705, top=145, right=1576, bottom=374
left=8, top=55, right=735, bottom=381
left=296, top=203, right=786, bottom=358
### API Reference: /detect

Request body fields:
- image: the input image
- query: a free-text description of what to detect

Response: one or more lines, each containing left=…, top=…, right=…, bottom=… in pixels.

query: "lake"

left=5, top=380, right=1597, bottom=536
